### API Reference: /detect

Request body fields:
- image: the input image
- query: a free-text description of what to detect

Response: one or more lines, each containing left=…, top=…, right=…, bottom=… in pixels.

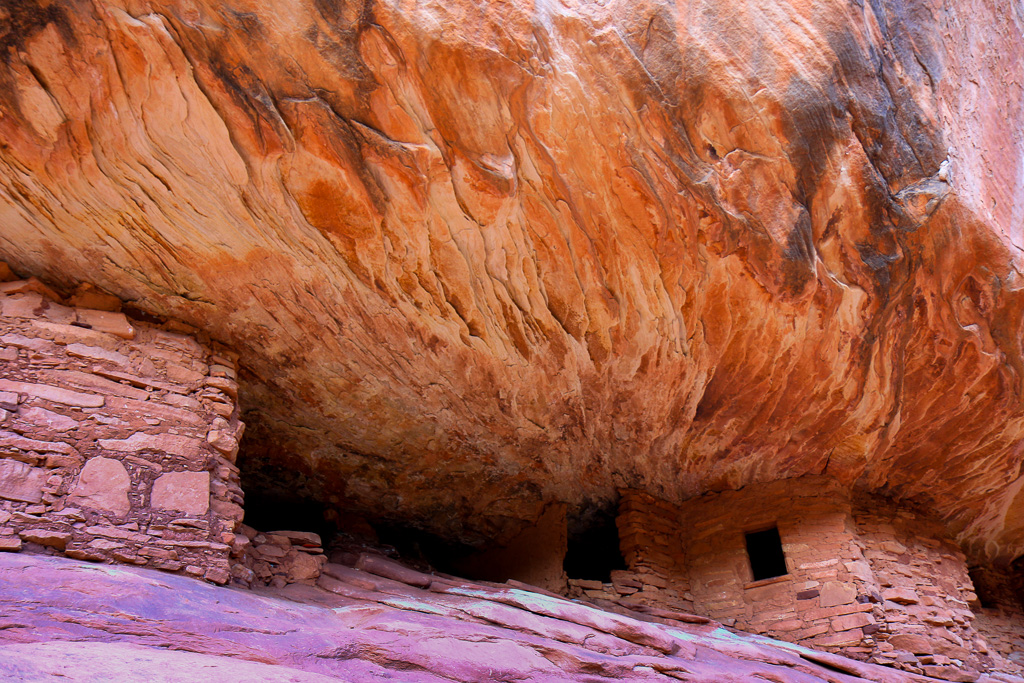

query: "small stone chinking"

left=0, top=270, right=245, bottom=584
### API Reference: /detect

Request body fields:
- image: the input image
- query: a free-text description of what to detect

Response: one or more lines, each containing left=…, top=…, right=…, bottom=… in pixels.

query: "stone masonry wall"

left=672, top=478, right=881, bottom=654
left=853, top=500, right=1022, bottom=679
left=612, top=477, right=1024, bottom=681
left=606, top=489, right=692, bottom=611
left=0, top=278, right=245, bottom=584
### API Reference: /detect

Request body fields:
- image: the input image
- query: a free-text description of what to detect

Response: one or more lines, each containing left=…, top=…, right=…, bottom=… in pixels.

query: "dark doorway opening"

left=372, top=522, right=477, bottom=573
left=563, top=506, right=626, bottom=582
left=242, top=493, right=335, bottom=540
left=745, top=527, right=787, bottom=581
left=968, top=567, right=996, bottom=609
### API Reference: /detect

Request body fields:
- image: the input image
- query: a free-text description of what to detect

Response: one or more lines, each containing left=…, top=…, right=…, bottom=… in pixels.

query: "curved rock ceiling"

left=1, top=0, right=1024, bottom=560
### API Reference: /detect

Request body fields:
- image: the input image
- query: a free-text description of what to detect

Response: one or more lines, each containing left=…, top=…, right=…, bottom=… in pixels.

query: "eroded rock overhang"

left=1, top=0, right=1024, bottom=560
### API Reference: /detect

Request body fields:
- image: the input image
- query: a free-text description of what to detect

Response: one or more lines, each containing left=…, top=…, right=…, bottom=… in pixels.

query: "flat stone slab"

left=151, top=471, right=210, bottom=515
left=0, top=379, right=104, bottom=408
left=68, top=456, right=131, bottom=516
left=0, top=552, right=960, bottom=683
left=0, top=460, right=47, bottom=504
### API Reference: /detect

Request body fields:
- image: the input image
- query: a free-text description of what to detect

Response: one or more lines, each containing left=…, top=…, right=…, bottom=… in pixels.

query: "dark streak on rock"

left=309, top=0, right=379, bottom=100
left=0, top=0, right=78, bottom=125
left=0, top=0, right=77, bottom=57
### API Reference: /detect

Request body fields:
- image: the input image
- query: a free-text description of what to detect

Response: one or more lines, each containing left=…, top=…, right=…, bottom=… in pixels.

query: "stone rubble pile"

left=229, top=524, right=328, bottom=587
left=0, top=272, right=244, bottom=583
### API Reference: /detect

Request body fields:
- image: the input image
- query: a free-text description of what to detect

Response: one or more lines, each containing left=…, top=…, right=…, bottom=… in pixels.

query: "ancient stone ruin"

left=0, top=278, right=244, bottom=583
left=442, top=476, right=1024, bottom=679
left=0, top=278, right=337, bottom=593
left=5, top=274, right=1023, bottom=680
left=611, top=480, right=1024, bottom=678
left=2, top=0, right=1024, bottom=679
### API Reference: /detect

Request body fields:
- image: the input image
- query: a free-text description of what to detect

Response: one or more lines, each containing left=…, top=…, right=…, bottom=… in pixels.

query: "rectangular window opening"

left=745, top=527, right=788, bottom=581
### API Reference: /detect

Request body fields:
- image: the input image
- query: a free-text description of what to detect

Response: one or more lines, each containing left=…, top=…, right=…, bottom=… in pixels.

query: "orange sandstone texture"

left=1, top=0, right=1024, bottom=559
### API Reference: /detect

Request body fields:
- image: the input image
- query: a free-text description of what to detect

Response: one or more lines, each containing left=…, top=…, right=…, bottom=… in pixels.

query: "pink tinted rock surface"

left=0, top=552, right=963, bottom=683
left=1, top=642, right=339, bottom=683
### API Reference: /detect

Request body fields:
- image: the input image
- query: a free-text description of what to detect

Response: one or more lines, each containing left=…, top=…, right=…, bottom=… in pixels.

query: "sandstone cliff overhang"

left=1, top=0, right=1024, bottom=561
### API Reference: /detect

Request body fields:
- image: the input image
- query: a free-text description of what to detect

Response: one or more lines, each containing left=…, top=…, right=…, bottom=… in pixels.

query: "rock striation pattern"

left=0, top=278, right=245, bottom=583
left=0, top=551, right=992, bottom=683
left=0, top=0, right=1023, bottom=562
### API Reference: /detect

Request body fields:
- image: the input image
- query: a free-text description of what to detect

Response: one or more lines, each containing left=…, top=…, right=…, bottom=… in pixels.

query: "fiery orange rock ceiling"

left=1, top=0, right=1023, bottom=560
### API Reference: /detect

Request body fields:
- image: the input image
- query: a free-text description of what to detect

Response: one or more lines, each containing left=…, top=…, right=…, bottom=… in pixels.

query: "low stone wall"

left=0, top=279, right=244, bottom=583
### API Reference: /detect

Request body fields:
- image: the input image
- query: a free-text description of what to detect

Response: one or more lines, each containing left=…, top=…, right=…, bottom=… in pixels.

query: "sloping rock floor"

left=0, top=553, right=1017, bottom=682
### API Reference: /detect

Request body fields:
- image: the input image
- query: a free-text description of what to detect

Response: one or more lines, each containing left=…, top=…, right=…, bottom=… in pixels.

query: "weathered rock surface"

left=2, top=643, right=341, bottom=683
left=1, top=0, right=1024, bottom=560
left=0, top=552, right=979, bottom=682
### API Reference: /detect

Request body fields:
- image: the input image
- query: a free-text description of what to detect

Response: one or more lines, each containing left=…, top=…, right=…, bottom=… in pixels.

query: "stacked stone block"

left=0, top=278, right=244, bottom=583
left=229, top=525, right=328, bottom=588
left=612, top=490, right=692, bottom=611
left=853, top=500, right=1021, bottom=679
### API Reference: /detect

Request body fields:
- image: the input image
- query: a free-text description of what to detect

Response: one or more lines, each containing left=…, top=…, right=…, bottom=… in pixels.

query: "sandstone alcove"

left=4, top=276, right=1024, bottom=677
left=2, top=0, right=1024, bottom=677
